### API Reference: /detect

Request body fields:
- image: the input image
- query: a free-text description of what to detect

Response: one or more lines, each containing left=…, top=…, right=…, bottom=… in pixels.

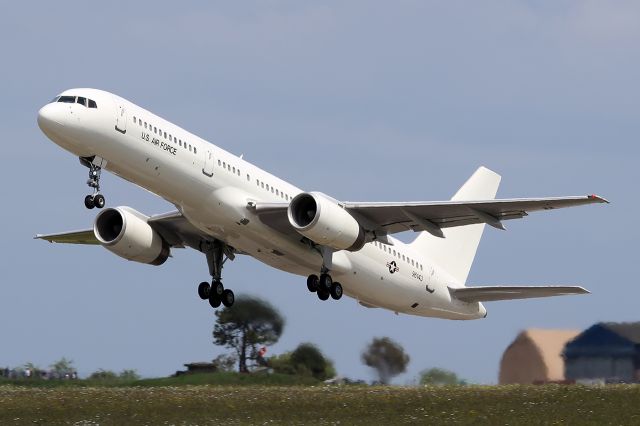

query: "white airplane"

left=36, top=89, right=607, bottom=320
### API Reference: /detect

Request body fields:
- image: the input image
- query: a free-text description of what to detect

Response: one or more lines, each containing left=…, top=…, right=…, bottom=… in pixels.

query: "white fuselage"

left=37, top=88, right=486, bottom=320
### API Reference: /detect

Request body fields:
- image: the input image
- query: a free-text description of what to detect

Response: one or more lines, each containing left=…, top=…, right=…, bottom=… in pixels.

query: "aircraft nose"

left=37, top=103, right=64, bottom=132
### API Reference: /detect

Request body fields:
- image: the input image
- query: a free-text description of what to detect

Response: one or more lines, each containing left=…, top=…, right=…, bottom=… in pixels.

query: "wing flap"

left=449, top=285, right=590, bottom=302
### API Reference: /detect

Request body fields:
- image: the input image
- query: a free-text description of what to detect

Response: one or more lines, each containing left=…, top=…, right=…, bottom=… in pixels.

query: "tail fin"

left=410, top=167, right=501, bottom=286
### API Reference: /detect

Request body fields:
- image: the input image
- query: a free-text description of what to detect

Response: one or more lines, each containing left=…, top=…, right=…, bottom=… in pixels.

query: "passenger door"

left=115, top=104, right=127, bottom=134
left=203, top=149, right=214, bottom=177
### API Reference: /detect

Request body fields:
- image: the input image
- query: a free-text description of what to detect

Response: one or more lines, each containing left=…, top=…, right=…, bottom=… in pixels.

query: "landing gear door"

left=115, top=104, right=127, bottom=134
left=203, top=149, right=214, bottom=177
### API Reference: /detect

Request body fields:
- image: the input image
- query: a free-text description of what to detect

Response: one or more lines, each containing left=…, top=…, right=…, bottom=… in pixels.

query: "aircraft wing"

left=251, top=195, right=608, bottom=239
left=35, top=210, right=209, bottom=250
left=449, top=285, right=590, bottom=302
left=344, top=195, right=608, bottom=237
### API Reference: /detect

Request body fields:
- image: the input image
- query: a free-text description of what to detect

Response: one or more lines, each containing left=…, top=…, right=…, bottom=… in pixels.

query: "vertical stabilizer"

left=410, top=167, right=501, bottom=286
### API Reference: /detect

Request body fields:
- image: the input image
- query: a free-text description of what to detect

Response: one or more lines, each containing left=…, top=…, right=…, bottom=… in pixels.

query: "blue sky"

left=0, top=1, right=636, bottom=383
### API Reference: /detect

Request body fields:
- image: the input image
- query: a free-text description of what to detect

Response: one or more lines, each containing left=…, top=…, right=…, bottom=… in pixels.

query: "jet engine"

left=94, top=207, right=170, bottom=265
left=287, top=192, right=365, bottom=251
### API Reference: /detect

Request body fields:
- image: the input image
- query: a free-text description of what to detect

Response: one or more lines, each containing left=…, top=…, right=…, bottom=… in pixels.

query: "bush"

left=271, top=343, right=335, bottom=380
left=419, top=367, right=466, bottom=386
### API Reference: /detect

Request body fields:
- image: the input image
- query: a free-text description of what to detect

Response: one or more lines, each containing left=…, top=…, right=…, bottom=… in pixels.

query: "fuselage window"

left=271, top=187, right=274, bottom=194
left=393, top=250, right=397, bottom=256
left=218, top=159, right=222, bottom=166
left=58, top=96, right=75, bottom=103
left=133, top=115, right=136, bottom=123
left=266, top=184, right=270, bottom=191
left=276, top=189, right=279, bottom=196
left=169, top=135, right=172, bottom=142
left=189, top=145, right=192, bottom=152
left=194, top=147, right=197, bottom=154
left=144, top=122, right=148, bottom=129
left=154, top=126, right=157, bottom=134
left=247, top=174, right=251, bottom=181
left=232, top=167, right=236, bottom=174
left=76, top=97, right=87, bottom=107
left=261, top=182, right=265, bottom=189
left=163, top=131, right=167, bottom=139
left=88, top=99, right=97, bottom=108
left=256, top=179, right=260, bottom=186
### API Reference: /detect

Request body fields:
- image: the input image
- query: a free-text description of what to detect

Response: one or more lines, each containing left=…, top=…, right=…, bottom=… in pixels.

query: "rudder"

left=410, top=167, right=501, bottom=286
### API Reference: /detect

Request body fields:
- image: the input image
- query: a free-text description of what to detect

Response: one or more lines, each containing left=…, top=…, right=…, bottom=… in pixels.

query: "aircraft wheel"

left=93, top=194, right=105, bottom=209
left=330, top=282, right=343, bottom=300
left=84, top=195, right=95, bottom=209
left=198, top=282, right=210, bottom=300
left=319, top=273, right=332, bottom=292
left=221, top=289, right=235, bottom=307
left=209, top=294, right=222, bottom=308
left=317, top=290, right=330, bottom=301
left=307, top=275, right=319, bottom=292
left=212, top=280, right=224, bottom=297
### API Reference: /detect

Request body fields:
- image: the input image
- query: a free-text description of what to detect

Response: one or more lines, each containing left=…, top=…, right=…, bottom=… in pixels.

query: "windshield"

left=56, top=95, right=98, bottom=108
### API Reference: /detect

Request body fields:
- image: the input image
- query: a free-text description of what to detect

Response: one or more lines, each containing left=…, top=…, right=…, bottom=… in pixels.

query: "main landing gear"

left=197, top=240, right=235, bottom=309
left=306, top=273, right=343, bottom=302
left=306, top=247, right=343, bottom=302
left=81, top=157, right=106, bottom=209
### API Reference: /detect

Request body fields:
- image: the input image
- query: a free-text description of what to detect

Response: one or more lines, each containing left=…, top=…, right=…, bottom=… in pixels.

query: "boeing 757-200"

left=35, top=89, right=607, bottom=320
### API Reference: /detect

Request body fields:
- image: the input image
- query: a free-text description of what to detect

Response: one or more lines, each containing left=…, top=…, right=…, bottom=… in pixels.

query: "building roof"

left=499, top=328, right=579, bottom=384
left=523, top=329, right=580, bottom=380
left=602, top=322, right=640, bottom=344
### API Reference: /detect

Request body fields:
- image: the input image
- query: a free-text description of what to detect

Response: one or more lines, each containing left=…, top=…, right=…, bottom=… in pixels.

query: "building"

left=563, top=322, right=640, bottom=383
left=499, top=329, right=579, bottom=384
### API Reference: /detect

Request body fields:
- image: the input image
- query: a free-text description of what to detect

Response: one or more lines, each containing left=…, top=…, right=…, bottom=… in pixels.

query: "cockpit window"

left=58, top=96, right=76, bottom=103
left=51, top=96, right=60, bottom=103
left=88, top=99, right=97, bottom=108
left=76, top=97, right=87, bottom=107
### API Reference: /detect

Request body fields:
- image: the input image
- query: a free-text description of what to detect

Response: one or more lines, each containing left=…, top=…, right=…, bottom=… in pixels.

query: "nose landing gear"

left=80, top=157, right=106, bottom=209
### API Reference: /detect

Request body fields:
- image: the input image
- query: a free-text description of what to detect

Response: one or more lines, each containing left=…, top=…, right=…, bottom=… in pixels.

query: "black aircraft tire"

left=330, top=282, right=343, bottom=300
left=317, top=290, right=330, bottom=301
left=319, top=274, right=332, bottom=292
left=221, top=289, right=235, bottom=307
left=307, top=275, right=319, bottom=292
left=84, top=195, right=95, bottom=209
left=209, top=294, right=222, bottom=308
left=198, top=282, right=210, bottom=299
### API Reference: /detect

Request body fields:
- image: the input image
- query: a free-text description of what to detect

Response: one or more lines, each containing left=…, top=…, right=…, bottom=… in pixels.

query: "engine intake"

left=288, top=192, right=365, bottom=251
left=94, top=207, right=170, bottom=265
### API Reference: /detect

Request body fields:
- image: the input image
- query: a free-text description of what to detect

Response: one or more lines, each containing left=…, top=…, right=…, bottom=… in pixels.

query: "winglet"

left=588, top=194, right=609, bottom=204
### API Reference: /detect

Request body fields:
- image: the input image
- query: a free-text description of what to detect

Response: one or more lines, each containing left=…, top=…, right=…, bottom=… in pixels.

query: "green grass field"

left=1, top=380, right=639, bottom=425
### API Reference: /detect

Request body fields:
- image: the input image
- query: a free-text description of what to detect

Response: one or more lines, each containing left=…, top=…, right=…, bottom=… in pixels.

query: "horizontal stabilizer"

left=35, top=229, right=99, bottom=245
left=449, top=285, right=589, bottom=302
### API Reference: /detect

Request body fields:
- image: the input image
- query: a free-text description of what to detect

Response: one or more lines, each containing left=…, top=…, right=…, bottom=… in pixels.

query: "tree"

left=361, top=337, right=410, bottom=384
left=89, top=369, right=118, bottom=380
left=419, top=367, right=466, bottom=386
left=271, top=343, right=336, bottom=380
left=290, top=343, right=336, bottom=380
left=50, top=357, right=75, bottom=378
left=211, top=354, right=237, bottom=372
left=119, top=369, right=140, bottom=381
left=213, top=295, right=285, bottom=372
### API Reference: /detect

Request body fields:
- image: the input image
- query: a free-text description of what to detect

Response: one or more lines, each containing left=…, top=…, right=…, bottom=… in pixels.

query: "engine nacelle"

left=94, top=207, right=170, bottom=265
left=288, top=192, right=365, bottom=251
